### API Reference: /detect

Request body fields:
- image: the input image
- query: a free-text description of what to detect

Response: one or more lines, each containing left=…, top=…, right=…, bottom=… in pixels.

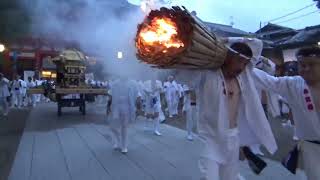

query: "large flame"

left=139, top=17, right=184, bottom=49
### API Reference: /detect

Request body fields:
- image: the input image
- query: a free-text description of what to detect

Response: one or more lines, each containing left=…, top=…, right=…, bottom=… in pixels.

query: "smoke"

left=19, top=0, right=173, bottom=81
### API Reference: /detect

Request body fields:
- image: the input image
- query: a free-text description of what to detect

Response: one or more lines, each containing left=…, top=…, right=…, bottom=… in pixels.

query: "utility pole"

left=260, top=21, right=262, bottom=29
left=12, top=51, right=20, bottom=77
left=229, top=16, right=234, bottom=27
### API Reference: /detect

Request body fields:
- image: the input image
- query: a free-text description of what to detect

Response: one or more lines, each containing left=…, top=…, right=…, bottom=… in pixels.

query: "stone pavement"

left=8, top=103, right=306, bottom=180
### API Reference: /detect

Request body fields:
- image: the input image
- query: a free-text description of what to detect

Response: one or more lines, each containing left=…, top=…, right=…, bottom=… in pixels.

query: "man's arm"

left=1, top=78, right=9, bottom=84
left=252, top=68, right=296, bottom=98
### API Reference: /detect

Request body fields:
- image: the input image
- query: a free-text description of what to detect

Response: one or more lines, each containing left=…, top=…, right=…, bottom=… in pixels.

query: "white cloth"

left=143, top=80, right=162, bottom=114
left=183, top=86, right=198, bottom=135
left=188, top=65, right=277, bottom=164
left=20, top=80, right=27, bottom=96
left=109, top=79, right=139, bottom=128
left=267, top=91, right=281, bottom=118
left=0, top=78, right=10, bottom=115
left=143, top=80, right=163, bottom=132
left=109, top=79, right=139, bottom=150
left=199, top=128, right=240, bottom=180
left=253, top=68, right=320, bottom=141
left=227, top=37, right=263, bottom=64
left=164, top=80, right=179, bottom=116
left=186, top=105, right=197, bottom=136
left=300, top=141, right=320, bottom=180
left=20, top=80, right=28, bottom=106
left=26, top=81, right=36, bottom=106
left=11, top=79, right=23, bottom=107
left=254, top=57, right=280, bottom=118
left=34, top=80, right=43, bottom=103
left=253, top=69, right=320, bottom=180
left=279, top=95, right=290, bottom=114
left=0, top=78, right=10, bottom=98
left=11, top=80, right=23, bottom=94
left=110, top=122, right=129, bottom=150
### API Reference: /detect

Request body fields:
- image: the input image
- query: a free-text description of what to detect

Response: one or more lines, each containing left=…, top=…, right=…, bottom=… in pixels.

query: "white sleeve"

left=252, top=68, right=296, bottom=98
left=2, top=78, right=10, bottom=84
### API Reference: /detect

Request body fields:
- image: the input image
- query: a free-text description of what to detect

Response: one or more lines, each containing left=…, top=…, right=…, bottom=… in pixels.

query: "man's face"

left=298, top=58, right=320, bottom=85
left=223, top=56, right=250, bottom=78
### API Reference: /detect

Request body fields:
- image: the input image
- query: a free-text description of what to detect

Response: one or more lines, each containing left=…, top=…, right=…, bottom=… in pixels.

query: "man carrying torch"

left=135, top=7, right=277, bottom=180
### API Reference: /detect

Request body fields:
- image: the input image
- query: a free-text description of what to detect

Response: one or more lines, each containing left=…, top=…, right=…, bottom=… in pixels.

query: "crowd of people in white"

left=0, top=74, right=50, bottom=117
left=0, top=37, right=319, bottom=179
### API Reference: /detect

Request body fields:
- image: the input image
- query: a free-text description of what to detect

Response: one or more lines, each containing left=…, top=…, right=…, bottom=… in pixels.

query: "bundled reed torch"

left=135, top=6, right=230, bottom=69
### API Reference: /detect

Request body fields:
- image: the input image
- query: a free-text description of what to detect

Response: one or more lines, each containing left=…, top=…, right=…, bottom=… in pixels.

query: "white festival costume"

left=186, top=64, right=277, bottom=180
left=0, top=78, right=10, bottom=115
left=164, top=80, right=179, bottom=117
left=109, top=79, right=139, bottom=152
left=253, top=68, right=320, bottom=179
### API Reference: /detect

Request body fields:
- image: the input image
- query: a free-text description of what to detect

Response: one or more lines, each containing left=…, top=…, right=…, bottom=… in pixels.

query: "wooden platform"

left=8, top=103, right=306, bottom=180
left=27, top=88, right=108, bottom=95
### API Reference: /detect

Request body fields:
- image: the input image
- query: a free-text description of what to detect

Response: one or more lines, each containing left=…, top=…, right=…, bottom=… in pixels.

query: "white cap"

left=226, top=37, right=263, bottom=63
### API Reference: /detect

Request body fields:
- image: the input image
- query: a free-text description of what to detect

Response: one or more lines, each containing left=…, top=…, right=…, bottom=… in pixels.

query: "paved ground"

left=6, top=103, right=307, bottom=180
left=0, top=108, right=30, bottom=180
left=164, top=104, right=297, bottom=162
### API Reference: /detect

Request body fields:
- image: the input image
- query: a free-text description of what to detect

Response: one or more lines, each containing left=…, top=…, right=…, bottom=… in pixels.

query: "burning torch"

left=135, top=6, right=239, bottom=70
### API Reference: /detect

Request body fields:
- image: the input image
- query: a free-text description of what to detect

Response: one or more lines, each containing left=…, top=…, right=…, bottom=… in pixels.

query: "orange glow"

left=139, top=17, right=184, bottom=49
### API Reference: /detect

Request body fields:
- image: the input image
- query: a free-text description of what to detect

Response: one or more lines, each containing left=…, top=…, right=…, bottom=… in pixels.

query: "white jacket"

left=143, top=80, right=162, bottom=114
left=187, top=65, right=277, bottom=163
left=11, top=79, right=23, bottom=94
left=110, top=79, right=139, bottom=124
left=0, top=78, right=10, bottom=97
left=253, top=68, right=320, bottom=141
left=163, top=80, right=179, bottom=102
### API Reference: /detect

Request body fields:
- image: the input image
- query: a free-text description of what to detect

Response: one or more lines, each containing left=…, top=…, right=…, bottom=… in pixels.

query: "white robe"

left=182, top=86, right=197, bottom=136
left=189, top=65, right=277, bottom=164
left=109, top=79, right=139, bottom=128
left=143, top=80, right=162, bottom=114
left=0, top=78, right=10, bottom=98
left=0, top=78, right=10, bottom=115
left=253, top=68, right=320, bottom=140
left=26, top=81, right=36, bottom=106
left=11, top=79, right=24, bottom=107
left=255, top=58, right=280, bottom=118
left=253, top=68, right=320, bottom=179
left=164, top=80, right=179, bottom=116
left=267, top=91, right=281, bottom=118
left=143, top=80, right=163, bottom=132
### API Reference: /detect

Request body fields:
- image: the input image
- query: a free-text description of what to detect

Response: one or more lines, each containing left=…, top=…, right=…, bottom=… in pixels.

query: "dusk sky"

left=128, top=0, right=320, bottom=32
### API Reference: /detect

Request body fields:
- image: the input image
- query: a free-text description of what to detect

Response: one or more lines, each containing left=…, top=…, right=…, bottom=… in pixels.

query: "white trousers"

left=27, top=94, right=36, bottom=106
left=35, top=94, right=41, bottom=103
left=111, top=124, right=128, bottom=149
left=300, top=141, right=320, bottom=180
left=12, top=93, right=23, bottom=108
left=172, top=97, right=179, bottom=115
left=145, top=117, right=161, bottom=132
left=166, top=98, right=175, bottom=116
left=199, top=129, right=240, bottom=180
left=0, top=97, right=9, bottom=116
left=186, top=106, right=197, bottom=135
